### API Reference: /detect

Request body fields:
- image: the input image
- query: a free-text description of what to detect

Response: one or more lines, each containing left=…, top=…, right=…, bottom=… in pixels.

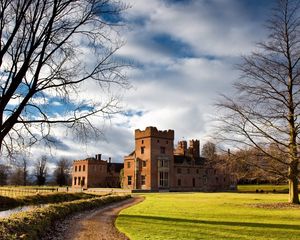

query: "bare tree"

left=0, top=164, right=9, bottom=185
left=53, top=158, right=71, bottom=186
left=201, top=141, right=217, bottom=161
left=0, top=0, right=128, bottom=157
left=34, top=155, right=48, bottom=185
left=222, top=148, right=285, bottom=185
left=10, top=157, right=28, bottom=185
left=217, top=0, right=300, bottom=203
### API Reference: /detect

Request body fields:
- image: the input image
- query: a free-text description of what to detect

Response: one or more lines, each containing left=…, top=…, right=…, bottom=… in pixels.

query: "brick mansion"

left=72, top=127, right=233, bottom=191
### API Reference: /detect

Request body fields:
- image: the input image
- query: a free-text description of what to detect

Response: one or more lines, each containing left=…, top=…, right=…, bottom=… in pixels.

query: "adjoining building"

left=72, top=154, right=123, bottom=189
left=123, top=126, right=232, bottom=191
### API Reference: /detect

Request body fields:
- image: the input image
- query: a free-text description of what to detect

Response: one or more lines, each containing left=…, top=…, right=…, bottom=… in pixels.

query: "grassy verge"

left=0, top=192, right=98, bottom=210
left=237, top=184, right=290, bottom=193
left=0, top=194, right=130, bottom=240
left=116, top=193, right=300, bottom=240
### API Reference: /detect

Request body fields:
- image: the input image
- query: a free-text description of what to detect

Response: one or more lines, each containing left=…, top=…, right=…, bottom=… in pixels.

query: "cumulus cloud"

left=20, top=0, right=274, bottom=163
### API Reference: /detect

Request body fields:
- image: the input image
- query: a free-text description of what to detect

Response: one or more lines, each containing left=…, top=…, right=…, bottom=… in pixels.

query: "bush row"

left=0, top=194, right=131, bottom=240
left=0, top=192, right=98, bottom=210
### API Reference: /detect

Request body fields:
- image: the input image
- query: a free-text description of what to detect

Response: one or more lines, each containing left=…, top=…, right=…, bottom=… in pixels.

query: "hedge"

left=0, top=192, right=98, bottom=211
left=0, top=194, right=131, bottom=240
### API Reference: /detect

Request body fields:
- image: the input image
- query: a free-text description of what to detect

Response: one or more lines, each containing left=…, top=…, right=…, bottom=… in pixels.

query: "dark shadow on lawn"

left=120, top=214, right=300, bottom=231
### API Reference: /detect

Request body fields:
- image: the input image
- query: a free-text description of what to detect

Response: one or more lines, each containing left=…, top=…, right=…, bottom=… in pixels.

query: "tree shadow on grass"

left=120, top=214, right=300, bottom=231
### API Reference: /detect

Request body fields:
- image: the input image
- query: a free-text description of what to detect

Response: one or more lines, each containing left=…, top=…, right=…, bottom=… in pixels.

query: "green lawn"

left=116, top=193, right=300, bottom=240
left=237, top=184, right=290, bottom=193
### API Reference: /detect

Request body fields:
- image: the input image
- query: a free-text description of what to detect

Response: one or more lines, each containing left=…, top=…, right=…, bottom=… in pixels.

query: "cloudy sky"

left=28, top=0, right=275, bottom=166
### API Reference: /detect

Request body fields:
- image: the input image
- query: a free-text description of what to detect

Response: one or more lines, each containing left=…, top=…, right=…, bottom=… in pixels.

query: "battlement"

left=73, top=158, right=107, bottom=165
left=174, top=140, right=187, bottom=155
left=174, top=139, right=200, bottom=158
left=188, top=139, right=200, bottom=158
left=135, top=126, right=174, bottom=140
left=189, top=139, right=200, bottom=148
left=73, top=154, right=112, bottom=164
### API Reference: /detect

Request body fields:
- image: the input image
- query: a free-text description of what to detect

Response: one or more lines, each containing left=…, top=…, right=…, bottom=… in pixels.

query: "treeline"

left=0, top=156, right=72, bottom=186
left=202, top=142, right=287, bottom=185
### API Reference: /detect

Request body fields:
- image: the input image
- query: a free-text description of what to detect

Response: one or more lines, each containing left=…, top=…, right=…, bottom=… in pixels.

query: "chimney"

left=108, top=157, right=111, bottom=163
left=95, top=154, right=101, bottom=160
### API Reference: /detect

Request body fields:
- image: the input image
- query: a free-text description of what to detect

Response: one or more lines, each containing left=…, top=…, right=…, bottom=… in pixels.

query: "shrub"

left=0, top=192, right=97, bottom=210
left=0, top=196, right=18, bottom=210
left=0, top=195, right=131, bottom=240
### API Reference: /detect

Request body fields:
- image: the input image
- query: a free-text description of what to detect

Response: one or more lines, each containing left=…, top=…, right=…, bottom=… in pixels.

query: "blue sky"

left=27, top=0, right=275, bottom=165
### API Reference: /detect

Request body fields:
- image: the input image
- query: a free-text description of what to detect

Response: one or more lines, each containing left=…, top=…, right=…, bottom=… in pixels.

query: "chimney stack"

left=108, top=157, right=111, bottom=163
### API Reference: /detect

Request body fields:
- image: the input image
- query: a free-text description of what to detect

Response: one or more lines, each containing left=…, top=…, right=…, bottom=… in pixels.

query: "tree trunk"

left=288, top=165, right=299, bottom=204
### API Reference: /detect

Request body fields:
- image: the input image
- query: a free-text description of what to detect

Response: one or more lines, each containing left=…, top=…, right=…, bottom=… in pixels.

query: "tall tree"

left=0, top=164, right=9, bottom=185
left=34, top=155, right=48, bottom=185
left=53, top=158, right=71, bottom=186
left=9, top=157, right=28, bottom=185
left=201, top=141, right=216, bottom=161
left=0, top=0, right=128, bottom=157
left=217, top=0, right=300, bottom=203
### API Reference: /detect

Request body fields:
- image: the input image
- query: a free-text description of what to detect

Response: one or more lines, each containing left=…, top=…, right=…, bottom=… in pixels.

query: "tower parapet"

left=174, top=140, right=187, bottom=155
left=188, top=139, right=200, bottom=158
left=135, top=126, right=174, bottom=140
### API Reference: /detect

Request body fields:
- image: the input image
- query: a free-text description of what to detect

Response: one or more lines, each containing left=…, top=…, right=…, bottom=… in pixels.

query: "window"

left=177, top=179, right=181, bottom=186
left=141, top=175, right=146, bottom=185
left=78, top=177, right=81, bottom=185
left=214, top=169, right=217, bottom=175
left=75, top=166, right=77, bottom=172
left=166, top=140, right=168, bottom=144
left=128, top=176, right=132, bottom=185
left=141, top=146, right=145, bottom=154
left=79, top=165, right=81, bottom=172
left=83, top=165, right=85, bottom=171
left=82, top=177, right=85, bottom=186
left=74, top=177, right=77, bottom=185
left=142, top=140, right=144, bottom=144
left=216, top=177, right=219, bottom=182
left=187, top=168, right=190, bottom=174
left=196, top=169, right=199, bottom=174
left=159, top=171, right=169, bottom=187
left=142, top=161, right=146, bottom=167
left=127, top=162, right=131, bottom=168
left=159, top=159, right=169, bottom=168
left=157, top=139, right=160, bottom=143
left=177, top=168, right=181, bottom=174
left=193, top=178, right=195, bottom=187
left=160, top=146, right=165, bottom=154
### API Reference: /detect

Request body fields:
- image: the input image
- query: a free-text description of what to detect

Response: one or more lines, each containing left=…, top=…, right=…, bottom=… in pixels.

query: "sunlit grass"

left=237, top=184, right=291, bottom=193
left=116, top=193, right=300, bottom=240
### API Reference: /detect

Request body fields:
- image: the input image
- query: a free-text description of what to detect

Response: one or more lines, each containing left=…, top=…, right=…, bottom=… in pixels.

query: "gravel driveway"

left=42, top=196, right=144, bottom=240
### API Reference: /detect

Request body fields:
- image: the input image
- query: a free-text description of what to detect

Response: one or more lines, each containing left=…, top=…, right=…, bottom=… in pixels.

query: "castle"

left=123, top=127, right=232, bottom=191
left=72, top=126, right=232, bottom=191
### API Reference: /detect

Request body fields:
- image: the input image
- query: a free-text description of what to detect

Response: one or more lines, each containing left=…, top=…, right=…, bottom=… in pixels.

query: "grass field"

left=116, top=193, right=300, bottom=240
left=237, top=184, right=290, bottom=193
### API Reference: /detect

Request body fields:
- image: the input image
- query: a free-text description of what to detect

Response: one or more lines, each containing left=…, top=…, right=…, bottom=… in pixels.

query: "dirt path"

left=43, top=196, right=143, bottom=240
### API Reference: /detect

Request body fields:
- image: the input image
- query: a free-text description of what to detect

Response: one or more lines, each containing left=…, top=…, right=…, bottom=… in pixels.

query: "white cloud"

left=11, top=0, right=271, bottom=163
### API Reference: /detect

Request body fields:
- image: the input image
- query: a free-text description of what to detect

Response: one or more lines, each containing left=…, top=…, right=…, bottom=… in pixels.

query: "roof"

left=174, top=155, right=205, bottom=166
